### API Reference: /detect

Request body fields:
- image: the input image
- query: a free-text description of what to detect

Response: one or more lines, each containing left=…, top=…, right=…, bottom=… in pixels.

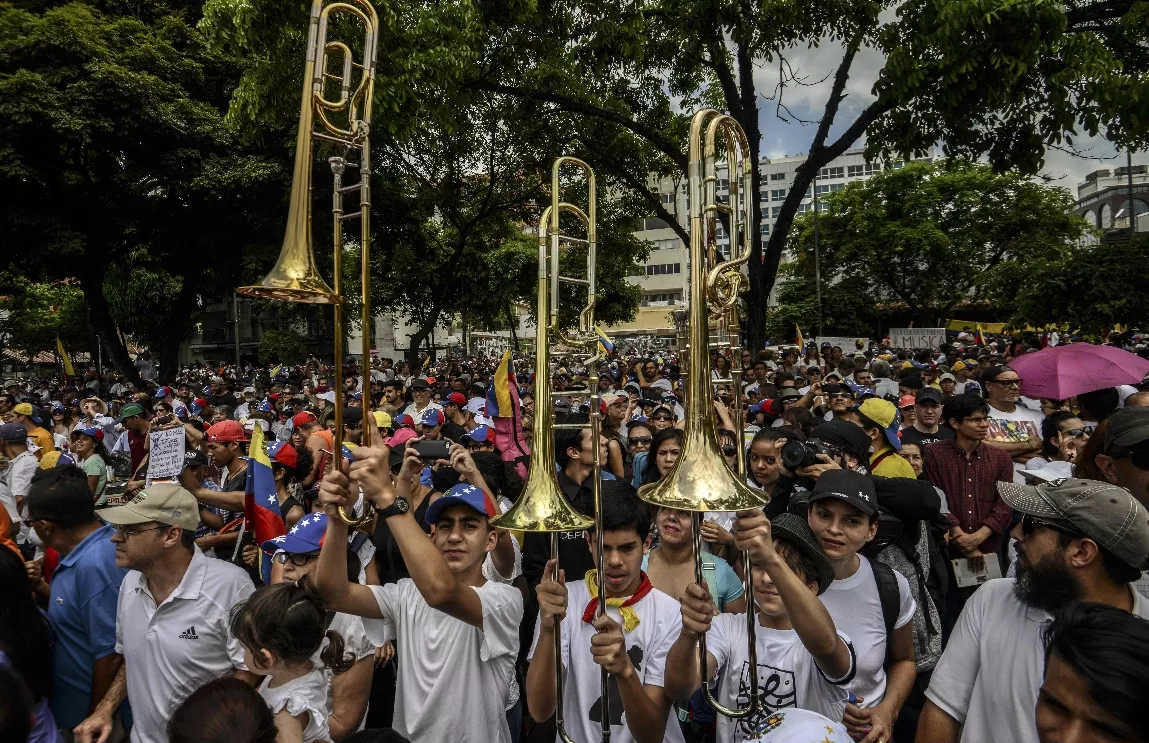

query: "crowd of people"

left=3, top=332, right=1149, bottom=743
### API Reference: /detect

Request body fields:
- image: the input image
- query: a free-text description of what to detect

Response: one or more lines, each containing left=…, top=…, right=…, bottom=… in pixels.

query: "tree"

left=259, top=328, right=308, bottom=365
left=1011, top=236, right=1149, bottom=336
left=196, top=0, right=1149, bottom=352
left=778, top=161, right=1089, bottom=327
left=0, top=0, right=288, bottom=385
left=0, top=275, right=88, bottom=367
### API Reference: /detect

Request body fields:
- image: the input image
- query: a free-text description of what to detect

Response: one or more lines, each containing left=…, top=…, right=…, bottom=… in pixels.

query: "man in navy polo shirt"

left=26, top=466, right=129, bottom=732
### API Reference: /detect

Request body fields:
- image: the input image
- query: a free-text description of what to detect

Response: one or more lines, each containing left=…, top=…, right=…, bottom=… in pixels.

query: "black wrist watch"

left=376, top=498, right=409, bottom=519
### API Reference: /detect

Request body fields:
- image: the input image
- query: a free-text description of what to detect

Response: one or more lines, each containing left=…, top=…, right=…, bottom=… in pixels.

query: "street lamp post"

left=812, top=171, right=824, bottom=338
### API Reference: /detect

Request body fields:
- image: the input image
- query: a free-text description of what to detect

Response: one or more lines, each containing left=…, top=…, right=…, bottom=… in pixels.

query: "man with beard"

left=915, top=478, right=1149, bottom=743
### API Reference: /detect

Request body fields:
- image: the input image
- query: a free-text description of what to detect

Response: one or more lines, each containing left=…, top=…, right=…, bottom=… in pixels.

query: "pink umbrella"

left=1008, top=343, right=1149, bottom=400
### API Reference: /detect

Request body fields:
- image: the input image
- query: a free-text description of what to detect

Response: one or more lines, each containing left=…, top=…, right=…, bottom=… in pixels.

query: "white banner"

left=888, top=328, right=947, bottom=350
left=147, top=427, right=186, bottom=483
left=816, top=337, right=871, bottom=352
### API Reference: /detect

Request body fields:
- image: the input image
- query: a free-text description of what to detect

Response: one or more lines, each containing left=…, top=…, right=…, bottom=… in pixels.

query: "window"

left=830, top=183, right=845, bottom=192
left=770, top=172, right=788, bottom=181
left=1101, top=203, right=1113, bottom=229
left=760, top=223, right=770, bottom=235
left=643, top=292, right=683, bottom=305
left=717, top=178, right=729, bottom=189
left=887, top=161, right=904, bottom=170
left=815, top=184, right=830, bottom=196
left=771, top=206, right=782, bottom=218
left=847, top=165, right=863, bottom=177
left=646, top=263, right=682, bottom=275
left=819, top=166, right=844, bottom=179
left=660, top=193, right=675, bottom=204
left=771, top=189, right=787, bottom=201
left=627, top=263, right=646, bottom=277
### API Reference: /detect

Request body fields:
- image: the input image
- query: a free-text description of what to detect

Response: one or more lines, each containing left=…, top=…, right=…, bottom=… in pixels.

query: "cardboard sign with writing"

left=888, top=328, right=947, bottom=350
left=816, top=337, right=871, bottom=353
left=147, top=427, right=186, bottom=484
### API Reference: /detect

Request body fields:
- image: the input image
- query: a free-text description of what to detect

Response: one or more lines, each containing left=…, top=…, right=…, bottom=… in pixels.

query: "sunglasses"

left=1061, top=428, right=1086, bottom=440
left=274, top=551, right=319, bottom=566
left=1114, top=448, right=1149, bottom=470
left=991, top=378, right=1023, bottom=387
left=629, top=436, right=653, bottom=445
left=651, top=416, right=673, bottom=422
left=829, top=393, right=853, bottom=400
left=1021, top=513, right=1084, bottom=539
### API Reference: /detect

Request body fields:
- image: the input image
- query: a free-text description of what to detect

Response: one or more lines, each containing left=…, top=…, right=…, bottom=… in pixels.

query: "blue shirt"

left=48, top=524, right=129, bottom=729
left=641, top=551, right=744, bottom=610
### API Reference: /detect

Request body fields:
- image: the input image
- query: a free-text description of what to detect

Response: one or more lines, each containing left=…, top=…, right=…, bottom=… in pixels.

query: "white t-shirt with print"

left=364, top=578, right=522, bottom=743
left=926, top=578, right=1149, bottom=743
left=817, top=556, right=914, bottom=708
left=707, top=613, right=855, bottom=743
left=314, top=611, right=379, bottom=733
left=527, top=581, right=686, bottom=743
left=985, top=403, right=1044, bottom=482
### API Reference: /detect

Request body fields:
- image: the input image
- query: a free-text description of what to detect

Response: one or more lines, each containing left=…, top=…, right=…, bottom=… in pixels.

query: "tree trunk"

left=81, top=272, right=145, bottom=388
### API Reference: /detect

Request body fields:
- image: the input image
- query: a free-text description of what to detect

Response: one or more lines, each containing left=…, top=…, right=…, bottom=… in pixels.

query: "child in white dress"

left=231, top=581, right=355, bottom=743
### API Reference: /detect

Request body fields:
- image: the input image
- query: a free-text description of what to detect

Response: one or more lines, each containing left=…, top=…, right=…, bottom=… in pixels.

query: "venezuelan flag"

left=244, top=425, right=285, bottom=583
left=795, top=324, right=805, bottom=349
left=57, top=337, right=75, bottom=377
left=596, top=325, right=615, bottom=356
left=976, top=322, right=987, bottom=346
left=485, top=349, right=529, bottom=478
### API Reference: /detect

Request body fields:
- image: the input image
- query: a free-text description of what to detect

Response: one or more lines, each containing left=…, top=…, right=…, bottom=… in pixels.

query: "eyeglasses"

left=962, top=415, right=990, bottom=424
left=829, top=393, right=853, bottom=400
left=1020, top=514, right=1084, bottom=539
left=991, top=378, right=1023, bottom=387
left=274, top=551, right=319, bottom=566
left=629, top=436, right=652, bottom=445
left=112, top=524, right=169, bottom=538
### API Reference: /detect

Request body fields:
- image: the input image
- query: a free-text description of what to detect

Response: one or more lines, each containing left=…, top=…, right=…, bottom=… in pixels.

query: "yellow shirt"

left=26, top=424, right=55, bottom=460
left=870, top=445, right=917, bottom=479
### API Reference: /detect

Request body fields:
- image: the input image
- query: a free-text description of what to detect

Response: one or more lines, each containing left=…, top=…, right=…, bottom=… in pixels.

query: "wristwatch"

left=376, top=497, right=409, bottom=519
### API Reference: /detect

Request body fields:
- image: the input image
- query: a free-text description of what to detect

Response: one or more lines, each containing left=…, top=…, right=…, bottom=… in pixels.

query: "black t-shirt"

left=208, top=392, right=239, bottom=408
left=900, top=425, right=955, bottom=448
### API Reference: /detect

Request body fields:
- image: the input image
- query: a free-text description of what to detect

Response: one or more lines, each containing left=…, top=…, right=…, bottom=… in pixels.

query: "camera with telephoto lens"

left=781, top=438, right=830, bottom=470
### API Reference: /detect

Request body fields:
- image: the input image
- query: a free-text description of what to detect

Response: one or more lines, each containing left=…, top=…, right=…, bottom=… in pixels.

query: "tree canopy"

left=198, top=0, right=1149, bottom=351
left=768, top=160, right=1090, bottom=336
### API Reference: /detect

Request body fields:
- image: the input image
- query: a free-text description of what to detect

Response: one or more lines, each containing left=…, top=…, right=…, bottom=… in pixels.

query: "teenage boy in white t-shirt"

left=665, top=511, right=855, bottom=743
left=313, top=441, right=524, bottom=743
left=526, top=481, right=684, bottom=743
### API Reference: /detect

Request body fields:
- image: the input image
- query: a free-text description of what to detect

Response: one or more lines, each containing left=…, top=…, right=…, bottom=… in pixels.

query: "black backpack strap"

left=872, top=560, right=901, bottom=663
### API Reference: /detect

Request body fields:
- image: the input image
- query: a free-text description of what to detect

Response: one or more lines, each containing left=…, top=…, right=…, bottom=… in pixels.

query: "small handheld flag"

left=595, top=326, right=615, bottom=357
left=795, top=324, right=805, bottom=349
left=244, top=425, right=286, bottom=583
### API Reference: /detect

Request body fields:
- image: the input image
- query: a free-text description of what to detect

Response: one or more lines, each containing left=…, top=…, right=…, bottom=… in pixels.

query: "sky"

left=749, top=37, right=1142, bottom=198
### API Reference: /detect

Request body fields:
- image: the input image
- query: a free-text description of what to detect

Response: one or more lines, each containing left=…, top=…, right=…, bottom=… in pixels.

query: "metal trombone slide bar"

left=486, top=156, right=606, bottom=743
left=636, top=109, right=766, bottom=721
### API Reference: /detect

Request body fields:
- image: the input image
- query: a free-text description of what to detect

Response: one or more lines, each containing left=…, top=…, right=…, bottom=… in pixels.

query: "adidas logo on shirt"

left=178, top=626, right=199, bottom=640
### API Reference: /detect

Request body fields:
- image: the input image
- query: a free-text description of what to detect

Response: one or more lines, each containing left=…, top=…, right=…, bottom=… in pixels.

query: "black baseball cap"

left=409, top=378, right=430, bottom=390
left=915, top=387, right=943, bottom=405
left=1104, top=407, right=1149, bottom=453
left=184, top=449, right=209, bottom=468
left=808, top=469, right=878, bottom=516
left=770, top=513, right=837, bottom=595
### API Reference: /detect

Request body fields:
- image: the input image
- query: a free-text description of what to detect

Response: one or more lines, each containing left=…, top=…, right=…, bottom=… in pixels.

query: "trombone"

left=491, top=157, right=611, bottom=742
left=638, top=109, right=768, bottom=718
left=238, top=0, right=378, bottom=528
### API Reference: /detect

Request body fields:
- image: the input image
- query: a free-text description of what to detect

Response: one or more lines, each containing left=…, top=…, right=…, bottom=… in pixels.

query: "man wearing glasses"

left=74, top=483, right=256, bottom=743
left=923, top=393, right=1015, bottom=577
left=980, top=365, right=1045, bottom=480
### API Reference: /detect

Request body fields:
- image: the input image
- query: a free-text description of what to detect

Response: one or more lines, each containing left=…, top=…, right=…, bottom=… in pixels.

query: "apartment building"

left=609, top=148, right=933, bottom=338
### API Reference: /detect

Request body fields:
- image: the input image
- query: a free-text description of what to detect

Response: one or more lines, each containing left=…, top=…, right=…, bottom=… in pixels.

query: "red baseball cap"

left=446, top=392, right=467, bottom=407
left=207, top=419, right=248, bottom=443
left=268, top=441, right=298, bottom=468
left=291, top=411, right=317, bottom=428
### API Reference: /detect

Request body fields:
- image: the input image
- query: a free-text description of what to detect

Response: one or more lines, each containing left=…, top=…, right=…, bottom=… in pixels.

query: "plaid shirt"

left=923, top=438, right=1015, bottom=553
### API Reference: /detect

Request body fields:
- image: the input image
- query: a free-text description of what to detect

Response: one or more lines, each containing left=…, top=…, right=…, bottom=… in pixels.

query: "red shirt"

left=923, top=438, right=1015, bottom=553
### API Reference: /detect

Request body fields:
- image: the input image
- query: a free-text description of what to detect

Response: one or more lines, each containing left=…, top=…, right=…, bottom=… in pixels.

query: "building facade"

left=1070, top=164, right=1149, bottom=242
left=616, top=148, right=933, bottom=340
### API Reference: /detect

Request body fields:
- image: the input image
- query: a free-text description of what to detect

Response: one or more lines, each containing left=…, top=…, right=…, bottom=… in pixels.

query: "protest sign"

left=816, top=337, right=871, bottom=352
left=888, top=328, right=947, bottom=350
left=147, top=427, right=186, bottom=483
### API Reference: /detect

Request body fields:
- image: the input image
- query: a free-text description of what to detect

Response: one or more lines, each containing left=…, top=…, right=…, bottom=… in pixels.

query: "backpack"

left=873, top=528, right=943, bottom=674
